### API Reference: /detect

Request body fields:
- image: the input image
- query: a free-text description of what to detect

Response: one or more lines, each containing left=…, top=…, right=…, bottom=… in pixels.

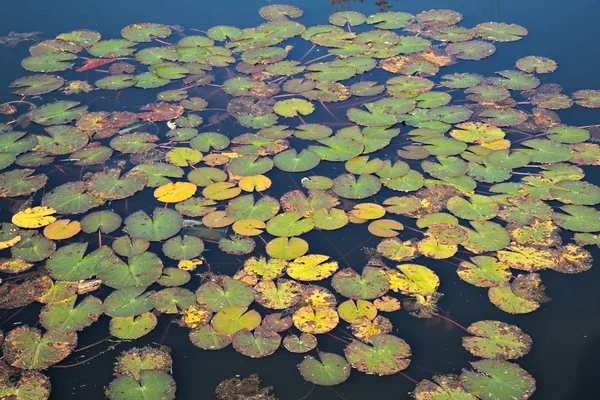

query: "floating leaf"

left=298, top=352, right=351, bottom=386
left=344, top=334, right=411, bottom=375
left=462, top=320, right=532, bottom=360
left=3, top=326, right=77, bottom=369
left=461, top=360, right=536, bottom=400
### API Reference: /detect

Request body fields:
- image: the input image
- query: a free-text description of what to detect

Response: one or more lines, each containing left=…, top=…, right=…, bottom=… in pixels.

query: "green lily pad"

left=461, top=360, right=536, bottom=400
left=516, top=56, right=557, bottom=74
left=106, top=371, right=175, bottom=400
left=10, top=74, right=65, bottom=96
left=333, top=174, right=381, bottom=199
left=87, top=169, right=147, bottom=200
left=298, top=352, right=351, bottom=386
left=104, top=287, right=154, bottom=318
left=110, top=312, right=158, bottom=340
left=266, top=212, right=315, bottom=237
left=21, top=52, right=77, bottom=72
left=152, top=288, right=196, bottom=314
left=552, top=205, right=600, bottom=232
left=97, top=252, right=163, bottom=289
left=42, top=181, right=104, bottom=214
left=475, top=22, right=528, bottom=42
left=211, top=305, right=262, bottom=335
left=37, top=125, right=88, bottom=155
left=457, top=256, right=511, bottom=287
left=463, top=221, right=510, bottom=253
left=30, top=101, right=87, bottom=126
left=273, top=149, right=320, bottom=172
left=189, top=325, right=231, bottom=350
left=447, top=195, right=499, bottom=220
left=232, top=328, right=281, bottom=358
left=196, top=277, right=254, bottom=312
left=226, top=194, right=280, bottom=221
left=80, top=210, right=122, bottom=234
left=446, top=41, right=496, bottom=60
left=331, top=267, right=390, bottom=300
left=122, top=23, right=172, bottom=42
left=45, top=243, right=112, bottom=281
left=2, top=326, right=77, bottom=370
left=162, top=235, right=204, bottom=260
left=111, top=236, right=150, bottom=258
left=219, top=235, right=256, bottom=255
left=344, top=334, right=411, bottom=375
left=88, top=39, right=135, bottom=58
left=463, top=320, right=532, bottom=360
left=40, top=294, right=103, bottom=333
left=11, top=233, right=55, bottom=262
left=124, top=207, right=183, bottom=241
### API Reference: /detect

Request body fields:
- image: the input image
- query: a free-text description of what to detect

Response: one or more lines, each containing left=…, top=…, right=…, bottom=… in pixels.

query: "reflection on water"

left=331, top=0, right=398, bottom=12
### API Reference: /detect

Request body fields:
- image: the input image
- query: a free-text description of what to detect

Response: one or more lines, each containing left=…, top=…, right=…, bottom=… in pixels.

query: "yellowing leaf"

left=338, top=299, right=377, bottom=324
left=233, top=219, right=266, bottom=236
left=293, top=305, right=339, bottom=334
left=179, top=304, right=212, bottom=329
left=387, top=264, right=440, bottom=299
left=0, top=235, right=21, bottom=250
left=154, top=181, right=197, bottom=203
left=203, top=182, right=241, bottom=200
left=350, top=203, right=386, bottom=220
left=239, top=175, right=272, bottom=192
left=368, top=219, right=404, bottom=237
left=12, top=206, right=57, bottom=228
left=178, top=258, right=203, bottom=271
left=43, top=219, right=81, bottom=240
left=165, top=147, right=202, bottom=167
left=202, top=211, right=234, bottom=228
left=350, top=315, right=392, bottom=342
left=287, top=254, right=339, bottom=281
left=374, top=296, right=401, bottom=312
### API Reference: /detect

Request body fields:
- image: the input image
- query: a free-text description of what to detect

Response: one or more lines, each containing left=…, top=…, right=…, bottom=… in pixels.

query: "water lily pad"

left=106, top=370, right=175, bottom=400
left=162, top=235, right=204, bottom=260
left=463, top=320, right=532, bottom=360
left=80, top=210, right=122, bottom=234
left=446, top=41, right=495, bottom=60
left=196, top=277, right=254, bottom=312
left=287, top=254, right=338, bottom=281
left=331, top=267, right=390, bottom=300
left=298, top=352, right=351, bottom=386
left=3, top=326, right=77, bottom=369
left=457, top=256, right=511, bottom=287
left=42, top=181, right=104, bottom=214
left=344, top=334, right=411, bottom=375
left=124, top=207, right=183, bottom=241
left=11, top=74, right=65, bottom=96
left=232, top=328, right=281, bottom=358
left=122, top=23, right=172, bottom=42
left=22, top=52, right=77, bottom=72
left=475, top=22, right=528, bottom=42
left=97, top=252, right=163, bottom=289
left=461, top=360, right=536, bottom=400
left=40, top=294, right=102, bottom=333
left=89, top=39, right=135, bottom=58
left=86, top=169, right=147, bottom=200
left=212, top=305, right=262, bottom=335
left=104, top=287, right=154, bottom=318
left=30, top=101, right=87, bottom=126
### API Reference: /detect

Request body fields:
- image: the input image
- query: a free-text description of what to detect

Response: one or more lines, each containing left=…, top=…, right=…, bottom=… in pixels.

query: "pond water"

left=0, top=0, right=599, bottom=399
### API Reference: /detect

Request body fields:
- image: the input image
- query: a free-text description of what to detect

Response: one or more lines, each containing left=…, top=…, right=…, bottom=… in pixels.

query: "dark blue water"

left=1, top=0, right=599, bottom=399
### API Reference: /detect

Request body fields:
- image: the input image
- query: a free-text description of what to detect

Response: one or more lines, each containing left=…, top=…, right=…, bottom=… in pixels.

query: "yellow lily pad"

left=43, top=219, right=81, bottom=240
left=12, top=206, right=57, bottom=228
left=154, top=181, right=197, bottom=203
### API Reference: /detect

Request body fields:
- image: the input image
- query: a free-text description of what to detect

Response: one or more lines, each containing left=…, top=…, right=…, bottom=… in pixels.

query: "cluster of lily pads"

left=0, top=3, right=599, bottom=399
